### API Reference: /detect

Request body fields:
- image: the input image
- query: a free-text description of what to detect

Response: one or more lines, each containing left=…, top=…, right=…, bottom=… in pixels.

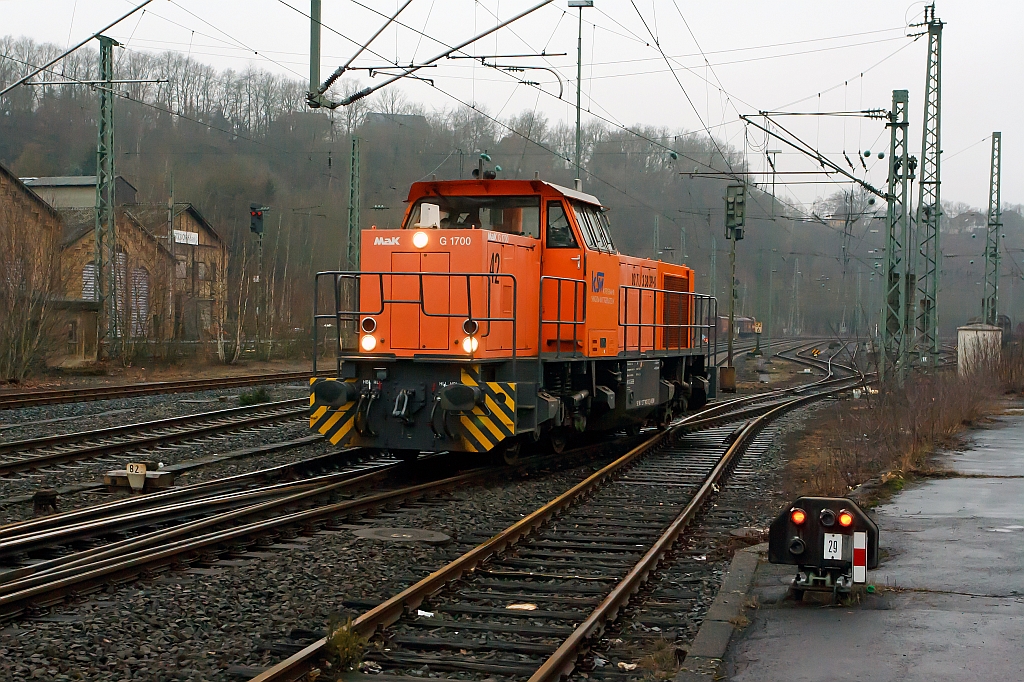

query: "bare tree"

left=0, top=201, right=63, bottom=380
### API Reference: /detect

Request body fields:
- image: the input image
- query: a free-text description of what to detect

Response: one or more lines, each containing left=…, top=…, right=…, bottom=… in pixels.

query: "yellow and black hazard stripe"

left=457, top=366, right=517, bottom=452
left=309, top=377, right=359, bottom=446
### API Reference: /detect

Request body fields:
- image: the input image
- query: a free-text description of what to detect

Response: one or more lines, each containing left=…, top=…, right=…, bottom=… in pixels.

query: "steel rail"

left=0, top=463, right=393, bottom=563
left=0, top=399, right=307, bottom=475
left=247, top=429, right=677, bottom=682
left=529, top=389, right=836, bottom=682
left=0, top=446, right=366, bottom=540
left=0, top=467, right=488, bottom=623
left=248, top=366, right=856, bottom=682
left=0, top=371, right=325, bottom=411
left=0, top=462, right=401, bottom=596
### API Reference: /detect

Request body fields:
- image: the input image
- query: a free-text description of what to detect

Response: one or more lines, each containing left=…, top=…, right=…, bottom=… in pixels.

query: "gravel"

left=0, top=386, right=825, bottom=682
left=0, top=385, right=317, bottom=525
left=0, top=458, right=615, bottom=682
left=0, top=384, right=309, bottom=443
left=586, top=405, right=826, bottom=679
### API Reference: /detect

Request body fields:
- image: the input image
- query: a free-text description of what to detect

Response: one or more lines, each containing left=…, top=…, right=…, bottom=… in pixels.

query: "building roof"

left=58, top=207, right=174, bottom=261
left=127, top=203, right=224, bottom=245
left=365, top=112, right=430, bottom=128
left=58, top=202, right=224, bottom=252
left=0, top=162, right=62, bottom=220
left=21, top=175, right=139, bottom=192
left=59, top=208, right=99, bottom=247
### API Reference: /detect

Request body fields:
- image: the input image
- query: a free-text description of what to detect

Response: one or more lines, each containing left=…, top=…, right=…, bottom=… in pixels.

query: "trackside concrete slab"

left=675, top=544, right=762, bottom=681
left=725, top=414, right=1024, bottom=682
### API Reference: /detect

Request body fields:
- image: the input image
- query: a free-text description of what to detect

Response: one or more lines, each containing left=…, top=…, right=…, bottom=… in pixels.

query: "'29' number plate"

left=823, top=533, right=843, bottom=560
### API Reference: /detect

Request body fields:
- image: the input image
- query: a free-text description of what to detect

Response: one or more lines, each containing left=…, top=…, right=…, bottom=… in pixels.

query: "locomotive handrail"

left=618, top=284, right=717, bottom=358
left=538, top=275, right=587, bottom=360
left=312, top=270, right=518, bottom=376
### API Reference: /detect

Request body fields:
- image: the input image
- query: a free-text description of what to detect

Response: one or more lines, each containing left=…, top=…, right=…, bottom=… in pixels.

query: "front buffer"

left=309, top=363, right=518, bottom=456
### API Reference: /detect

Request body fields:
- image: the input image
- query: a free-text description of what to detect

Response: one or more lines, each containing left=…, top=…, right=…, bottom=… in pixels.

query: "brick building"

left=0, top=163, right=66, bottom=372
left=5, top=170, right=229, bottom=361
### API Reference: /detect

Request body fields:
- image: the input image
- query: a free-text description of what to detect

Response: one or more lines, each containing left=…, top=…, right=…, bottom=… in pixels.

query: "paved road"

left=726, top=414, right=1024, bottom=682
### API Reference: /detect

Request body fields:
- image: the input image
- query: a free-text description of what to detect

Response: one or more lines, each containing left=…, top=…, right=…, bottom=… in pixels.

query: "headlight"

left=360, top=317, right=376, bottom=333
left=461, top=336, right=479, bottom=353
left=413, top=231, right=429, bottom=248
left=360, top=335, right=377, bottom=351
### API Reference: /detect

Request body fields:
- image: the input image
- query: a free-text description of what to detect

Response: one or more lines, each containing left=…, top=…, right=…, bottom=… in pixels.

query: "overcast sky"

left=3, top=0, right=1020, bottom=210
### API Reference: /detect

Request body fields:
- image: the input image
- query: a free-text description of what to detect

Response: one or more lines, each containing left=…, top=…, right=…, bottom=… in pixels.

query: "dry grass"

left=996, top=341, right=1024, bottom=393
left=789, top=370, right=996, bottom=498
left=636, top=637, right=685, bottom=680
left=324, top=616, right=366, bottom=673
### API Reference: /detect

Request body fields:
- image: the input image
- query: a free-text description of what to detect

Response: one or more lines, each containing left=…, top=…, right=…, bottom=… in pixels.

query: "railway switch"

left=768, top=496, right=878, bottom=597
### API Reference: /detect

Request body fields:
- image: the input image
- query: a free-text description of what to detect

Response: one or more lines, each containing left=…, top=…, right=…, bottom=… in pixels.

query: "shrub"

left=238, top=386, right=270, bottom=405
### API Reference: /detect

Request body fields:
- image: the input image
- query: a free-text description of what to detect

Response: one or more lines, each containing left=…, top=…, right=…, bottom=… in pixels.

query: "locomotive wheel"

left=547, top=430, right=569, bottom=454
left=500, top=441, right=523, bottom=466
left=656, top=407, right=673, bottom=430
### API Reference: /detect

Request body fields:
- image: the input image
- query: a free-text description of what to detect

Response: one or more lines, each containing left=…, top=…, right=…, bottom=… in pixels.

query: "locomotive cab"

left=310, top=179, right=717, bottom=459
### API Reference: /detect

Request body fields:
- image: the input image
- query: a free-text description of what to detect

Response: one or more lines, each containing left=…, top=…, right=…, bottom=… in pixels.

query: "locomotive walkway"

left=723, top=410, right=1024, bottom=682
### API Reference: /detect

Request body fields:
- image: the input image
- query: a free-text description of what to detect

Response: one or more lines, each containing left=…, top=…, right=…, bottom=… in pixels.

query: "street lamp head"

left=568, top=0, right=594, bottom=6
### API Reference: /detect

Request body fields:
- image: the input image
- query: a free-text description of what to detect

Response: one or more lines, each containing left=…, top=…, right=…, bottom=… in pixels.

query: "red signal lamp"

left=790, top=508, right=807, bottom=525
left=838, top=510, right=854, bottom=528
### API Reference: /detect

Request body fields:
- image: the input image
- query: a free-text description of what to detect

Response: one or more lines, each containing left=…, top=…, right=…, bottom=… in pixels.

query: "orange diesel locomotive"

left=310, top=178, right=717, bottom=461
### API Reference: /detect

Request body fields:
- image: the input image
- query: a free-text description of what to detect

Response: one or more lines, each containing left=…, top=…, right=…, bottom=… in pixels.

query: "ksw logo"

left=373, top=236, right=400, bottom=246
left=592, top=271, right=605, bottom=293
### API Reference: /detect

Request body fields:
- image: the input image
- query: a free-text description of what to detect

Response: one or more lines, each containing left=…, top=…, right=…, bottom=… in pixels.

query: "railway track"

left=0, top=456, right=511, bottom=623
left=247, top=355, right=863, bottom=682
left=0, top=431, right=656, bottom=626
left=0, top=398, right=308, bottom=476
left=0, top=371, right=323, bottom=411
left=0, top=350, right=861, bottom=629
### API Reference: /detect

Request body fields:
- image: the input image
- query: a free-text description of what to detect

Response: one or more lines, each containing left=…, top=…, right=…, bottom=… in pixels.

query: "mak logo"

left=592, top=271, right=605, bottom=293
left=373, top=236, right=400, bottom=246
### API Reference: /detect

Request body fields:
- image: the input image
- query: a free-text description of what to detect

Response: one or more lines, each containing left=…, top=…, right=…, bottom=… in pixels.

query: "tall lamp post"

left=569, top=0, right=592, bottom=185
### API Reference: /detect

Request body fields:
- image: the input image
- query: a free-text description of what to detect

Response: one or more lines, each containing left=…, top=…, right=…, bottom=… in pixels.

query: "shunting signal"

left=249, top=203, right=268, bottom=235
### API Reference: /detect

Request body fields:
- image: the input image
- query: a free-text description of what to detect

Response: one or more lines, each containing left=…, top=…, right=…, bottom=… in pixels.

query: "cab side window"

left=546, top=202, right=578, bottom=248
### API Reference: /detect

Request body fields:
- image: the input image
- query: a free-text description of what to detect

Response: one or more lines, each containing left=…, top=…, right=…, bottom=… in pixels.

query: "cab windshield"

left=404, top=196, right=540, bottom=237
left=571, top=202, right=616, bottom=253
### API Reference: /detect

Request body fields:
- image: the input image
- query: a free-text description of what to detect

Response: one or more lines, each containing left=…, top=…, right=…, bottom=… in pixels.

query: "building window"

left=176, top=257, right=187, bottom=279
left=198, top=261, right=207, bottom=281
left=82, top=262, right=97, bottom=300
left=130, top=267, right=150, bottom=337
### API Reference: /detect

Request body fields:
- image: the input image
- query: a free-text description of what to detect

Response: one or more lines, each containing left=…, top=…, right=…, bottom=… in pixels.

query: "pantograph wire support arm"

left=309, top=0, right=555, bottom=109
left=739, top=113, right=889, bottom=200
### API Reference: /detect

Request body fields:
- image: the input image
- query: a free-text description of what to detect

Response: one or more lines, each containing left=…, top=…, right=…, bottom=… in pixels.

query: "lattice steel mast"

left=914, top=4, right=943, bottom=361
left=347, top=136, right=361, bottom=269
left=94, top=36, right=119, bottom=354
left=982, top=132, right=1003, bottom=325
left=880, top=90, right=911, bottom=383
